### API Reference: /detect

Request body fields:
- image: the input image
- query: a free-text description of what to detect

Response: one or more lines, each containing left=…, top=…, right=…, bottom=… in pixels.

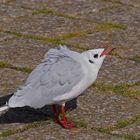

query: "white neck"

left=81, top=53, right=99, bottom=84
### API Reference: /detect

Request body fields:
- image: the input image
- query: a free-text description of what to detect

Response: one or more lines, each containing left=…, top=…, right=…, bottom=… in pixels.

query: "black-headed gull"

left=0, top=45, right=115, bottom=129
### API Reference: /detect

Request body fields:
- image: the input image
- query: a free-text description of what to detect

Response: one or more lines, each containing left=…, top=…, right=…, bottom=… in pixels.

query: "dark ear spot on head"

left=89, top=60, right=94, bottom=64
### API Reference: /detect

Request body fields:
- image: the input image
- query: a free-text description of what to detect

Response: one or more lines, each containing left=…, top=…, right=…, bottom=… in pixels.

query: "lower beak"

left=100, top=47, right=115, bottom=57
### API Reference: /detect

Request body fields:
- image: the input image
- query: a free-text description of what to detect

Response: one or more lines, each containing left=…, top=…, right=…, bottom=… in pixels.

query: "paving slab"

left=0, top=14, right=96, bottom=38
left=2, top=124, right=125, bottom=140
left=2, top=0, right=140, bottom=28
left=0, top=38, right=52, bottom=68
left=42, top=0, right=140, bottom=26
left=0, top=32, right=14, bottom=42
left=98, top=56, right=140, bottom=85
left=0, top=89, right=139, bottom=139
left=71, top=89, right=140, bottom=128
left=8, top=0, right=49, bottom=10
left=1, top=38, right=140, bottom=85
left=0, top=3, right=31, bottom=22
left=112, top=122, right=140, bottom=139
left=0, top=68, right=27, bottom=97
left=0, top=0, right=140, bottom=140
left=65, top=27, right=140, bottom=59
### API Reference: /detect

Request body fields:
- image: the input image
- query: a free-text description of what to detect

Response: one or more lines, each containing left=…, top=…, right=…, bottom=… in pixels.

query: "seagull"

left=0, top=45, right=115, bottom=129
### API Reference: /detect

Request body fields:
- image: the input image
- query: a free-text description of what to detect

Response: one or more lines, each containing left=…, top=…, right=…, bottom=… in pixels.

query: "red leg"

left=59, top=103, right=75, bottom=129
left=53, top=104, right=59, bottom=123
left=60, top=103, right=68, bottom=127
left=53, top=103, right=76, bottom=129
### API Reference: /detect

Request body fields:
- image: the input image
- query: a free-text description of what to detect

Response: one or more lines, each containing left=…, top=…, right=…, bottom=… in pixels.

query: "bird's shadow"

left=0, top=94, right=77, bottom=124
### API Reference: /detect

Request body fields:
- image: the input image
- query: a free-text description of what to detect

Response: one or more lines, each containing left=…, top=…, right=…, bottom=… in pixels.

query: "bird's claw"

left=54, top=118, right=76, bottom=129
left=59, top=120, right=76, bottom=129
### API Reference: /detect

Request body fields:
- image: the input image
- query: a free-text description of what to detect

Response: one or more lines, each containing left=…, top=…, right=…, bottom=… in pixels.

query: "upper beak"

left=100, top=44, right=115, bottom=57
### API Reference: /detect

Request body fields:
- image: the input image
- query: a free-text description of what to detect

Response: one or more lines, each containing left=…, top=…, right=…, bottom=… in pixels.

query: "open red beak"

left=100, top=44, right=115, bottom=57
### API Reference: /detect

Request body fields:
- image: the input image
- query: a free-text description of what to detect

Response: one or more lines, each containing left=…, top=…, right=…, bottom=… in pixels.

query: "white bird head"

left=82, top=45, right=115, bottom=71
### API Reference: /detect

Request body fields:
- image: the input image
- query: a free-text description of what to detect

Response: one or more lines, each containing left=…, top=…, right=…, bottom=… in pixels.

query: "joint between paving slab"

left=92, top=81, right=140, bottom=102
left=0, top=109, right=87, bottom=138
left=129, top=55, right=140, bottom=63
left=65, top=43, right=140, bottom=65
left=0, top=120, right=51, bottom=138
left=101, top=0, right=124, bottom=6
left=96, top=115, right=140, bottom=131
left=0, top=22, right=127, bottom=45
left=3, top=0, right=16, bottom=4
left=99, top=5, right=122, bottom=13
left=94, top=128, right=138, bottom=140
left=0, top=61, right=32, bottom=73
left=32, top=8, right=77, bottom=19
left=99, top=1, right=135, bottom=13
left=93, top=115, right=140, bottom=140
left=0, top=36, right=18, bottom=43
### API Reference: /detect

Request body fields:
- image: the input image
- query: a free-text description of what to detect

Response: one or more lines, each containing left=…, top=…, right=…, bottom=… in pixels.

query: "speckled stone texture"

left=0, top=0, right=140, bottom=139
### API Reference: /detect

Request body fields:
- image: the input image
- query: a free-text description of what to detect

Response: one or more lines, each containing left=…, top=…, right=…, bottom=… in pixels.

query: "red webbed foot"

left=53, top=103, right=76, bottom=129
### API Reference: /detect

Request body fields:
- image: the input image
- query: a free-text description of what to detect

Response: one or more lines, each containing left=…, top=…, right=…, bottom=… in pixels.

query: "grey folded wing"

left=8, top=47, right=85, bottom=108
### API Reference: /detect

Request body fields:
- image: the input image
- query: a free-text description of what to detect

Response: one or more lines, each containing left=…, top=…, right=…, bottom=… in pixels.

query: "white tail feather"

left=0, top=105, right=9, bottom=112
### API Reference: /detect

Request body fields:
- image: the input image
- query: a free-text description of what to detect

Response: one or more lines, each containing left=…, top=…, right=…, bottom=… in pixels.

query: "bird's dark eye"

left=93, top=54, right=98, bottom=58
